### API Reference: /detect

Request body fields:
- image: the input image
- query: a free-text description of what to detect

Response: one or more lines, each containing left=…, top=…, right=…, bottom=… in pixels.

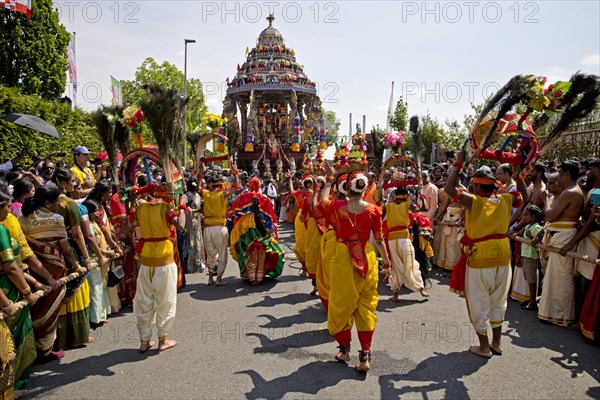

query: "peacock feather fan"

left=91, top=105, right=122, bottom=182
left=476, top=75, right=532, bottom=151
left=540, top=73, right=600, bottom=152
left=139, top=84, right=189, bottom=181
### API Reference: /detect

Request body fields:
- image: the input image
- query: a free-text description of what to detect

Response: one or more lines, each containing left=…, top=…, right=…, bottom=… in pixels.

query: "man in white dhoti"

left=534, top=161, right=585, bottom=327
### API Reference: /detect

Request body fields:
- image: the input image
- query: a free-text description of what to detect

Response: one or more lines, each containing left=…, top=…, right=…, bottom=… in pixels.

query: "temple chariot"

left=222, top=14, right=323, bottom=178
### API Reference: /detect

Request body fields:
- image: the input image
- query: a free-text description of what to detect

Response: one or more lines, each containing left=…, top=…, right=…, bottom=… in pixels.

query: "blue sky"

left=59, top=0, right=600, bottom=137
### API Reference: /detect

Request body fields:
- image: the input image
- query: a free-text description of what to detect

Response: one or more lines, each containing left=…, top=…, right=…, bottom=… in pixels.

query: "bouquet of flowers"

left=204, top=113, right=227, bottom=130
left=384, top=131, right=407, bottom=153
left=348, top=133, right=368, bottom=169
left=334, top=139, right=350, bottom=170
left=122, top=106, right=145, bottom=148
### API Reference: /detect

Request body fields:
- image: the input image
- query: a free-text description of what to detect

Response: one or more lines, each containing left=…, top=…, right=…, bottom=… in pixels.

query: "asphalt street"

left=28, top=222, right=600, bottom=399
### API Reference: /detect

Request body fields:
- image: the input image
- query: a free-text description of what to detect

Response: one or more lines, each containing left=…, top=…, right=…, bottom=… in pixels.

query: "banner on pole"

left=110, top=75, right=123, bottom=106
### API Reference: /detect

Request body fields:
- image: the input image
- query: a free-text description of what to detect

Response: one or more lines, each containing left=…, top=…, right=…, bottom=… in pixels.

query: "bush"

left=0, top=85, right=103, bottom=168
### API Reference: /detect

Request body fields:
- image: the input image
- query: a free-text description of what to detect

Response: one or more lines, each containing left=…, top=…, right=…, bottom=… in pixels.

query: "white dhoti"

left=203, top=225, right=229, bottom=276
left=510, top=265, right=531, bottom=302
left=538, top=222, right=577, bottom=326
left=134, top=263, right=178, bottom=340
left=436, top=207, right=463, bottom=270
left=465, top=265, right=511, bottom=335
left=388, top=238, right=424, bottom=293
left=575, top=230, right=600, bottom=281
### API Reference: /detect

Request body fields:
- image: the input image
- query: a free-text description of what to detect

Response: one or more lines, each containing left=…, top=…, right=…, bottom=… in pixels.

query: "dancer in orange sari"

left=322, top=168, right=390, bottom=373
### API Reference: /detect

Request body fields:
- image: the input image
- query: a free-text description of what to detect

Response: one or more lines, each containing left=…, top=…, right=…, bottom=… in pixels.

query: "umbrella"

left=2, top=113, right=61, bottom=139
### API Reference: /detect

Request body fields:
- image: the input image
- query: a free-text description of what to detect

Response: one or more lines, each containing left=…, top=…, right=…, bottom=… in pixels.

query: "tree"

left=442, top=118, right=468, bottom=150
left=389, top=96, right=408, bottom=132
left=0, top=85, right=102, bottom=166
left=0, top=0, right=70, bottom=99
left=121, top=57, right=208, bottom=154
left=323, top=109, right=340, bottom=145
left=419, top=114, right=446, bottom=162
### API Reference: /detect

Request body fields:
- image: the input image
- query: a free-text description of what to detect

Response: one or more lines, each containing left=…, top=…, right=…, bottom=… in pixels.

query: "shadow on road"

left=258, top=304, right=326, bottom=328
left=378, top=351, right=487, bottom=399
left=28, top=348, right=155, bottom=397
left=236, top=360, right=365, bottom=399
left=246, top=292, right=317, bottom=308
left=247, top=329, right=331, bottom=354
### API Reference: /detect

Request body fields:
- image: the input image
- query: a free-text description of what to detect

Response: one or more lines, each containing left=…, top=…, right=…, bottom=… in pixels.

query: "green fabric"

left=0, top=275, right=36, bottom=390
left=57, top=307, right=90, bottom=349
left=236, top=229, right=284, bottom=279
left=0, top=225, right=14, bottom=263
left=521, top=223, right=543, bottom=259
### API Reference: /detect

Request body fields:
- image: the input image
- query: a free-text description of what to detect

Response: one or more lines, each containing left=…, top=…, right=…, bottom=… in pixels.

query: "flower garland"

left=384, top=131, right=407, bottom=153
left=122, top=106, right=145, bottom=148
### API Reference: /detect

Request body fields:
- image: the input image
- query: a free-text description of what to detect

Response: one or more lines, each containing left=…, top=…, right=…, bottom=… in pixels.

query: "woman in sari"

left=20, top=185, right=86, bottom=361
left=82, top=199, right=116, bottom=325
left=289, top=173, right=314, bottom=276
left=0, top=189, right=38, bottom=395
left=227, top=177, right=284, bottom=284
left=52, top=168, right=99, bottom=348
left=321, top=168, right=391, bottom=373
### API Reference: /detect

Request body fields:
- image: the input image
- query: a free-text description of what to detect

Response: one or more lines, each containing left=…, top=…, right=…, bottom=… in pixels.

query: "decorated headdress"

left=347, top=126, right=369, bottom=171
left=348, top=171, right=368, bottom=194
left=334, top=173, right=348, bottom=195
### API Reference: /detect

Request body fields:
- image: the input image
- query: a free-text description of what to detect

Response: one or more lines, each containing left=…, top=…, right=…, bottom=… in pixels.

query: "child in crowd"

left=518, top=205, right=544, bottom=311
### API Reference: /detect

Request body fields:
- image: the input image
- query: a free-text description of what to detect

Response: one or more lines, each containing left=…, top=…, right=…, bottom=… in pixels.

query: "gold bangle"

left=20, top=286, right=32, bottom=296
left=1, top=301, right=13, bottom=311
left=84, top=257, right=92, bottom=263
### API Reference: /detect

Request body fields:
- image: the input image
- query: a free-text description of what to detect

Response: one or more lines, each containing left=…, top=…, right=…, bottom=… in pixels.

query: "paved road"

left=29, top=222, right=600, bottom=399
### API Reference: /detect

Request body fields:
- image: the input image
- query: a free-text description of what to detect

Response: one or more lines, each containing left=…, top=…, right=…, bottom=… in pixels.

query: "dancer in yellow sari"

left=290, top=174, right=314, bottom=275
left=321, top=169, right=390, bottom=373
left=315, top=173, right=348, bottom=311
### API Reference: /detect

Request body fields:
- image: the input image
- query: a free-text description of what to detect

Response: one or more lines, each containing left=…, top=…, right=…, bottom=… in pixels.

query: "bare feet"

left=354, top=350, right=371, bottom=373
left=469, top=345, right=492, bottom=359
left=389, top=292, right=399, bottom=302
left=139, top=340, right=154, bottom=353
left=309, top=288, right=318, bottom=296
left=207, top=277, right=215, bottom=286
left=567, top=322, right=581, bottom=331
left=215, top=278, right=229, bottom=286
left=335, top=350, right=350, bottom=363
left=420, top=289, right=430, bottom=297
left=158, top=339, right=177, bottom=351
left=87, top=336, right=96, bottom=344
left=490, top=343, right=503, bottom=355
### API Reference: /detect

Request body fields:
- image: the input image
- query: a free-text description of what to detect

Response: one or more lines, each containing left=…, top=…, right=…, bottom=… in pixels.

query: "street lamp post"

left=183, top=38, right=196, bottom=169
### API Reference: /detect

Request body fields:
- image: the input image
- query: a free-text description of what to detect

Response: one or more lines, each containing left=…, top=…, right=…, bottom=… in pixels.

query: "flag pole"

left=73, top=31, right=77, bottom=108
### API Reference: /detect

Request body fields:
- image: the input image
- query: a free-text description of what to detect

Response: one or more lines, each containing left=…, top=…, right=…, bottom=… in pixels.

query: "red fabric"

left=110, top=192, right=126, bottom=219
left=449, top=233, right=507, bottom=295
left=357, top=330, right=374, bottom=351
left=383, top=179, right=419, bottom=189
left=479, top=149, right=524, bottom=165
left=410, top=213, right=433, bottom=229
left=320, top=296, right=329, bottom=312
left=334, top=329, right=352, bottom=347
left=580, top=250, right=600, bottom=341
left=330, top=200, right=382, bottom=278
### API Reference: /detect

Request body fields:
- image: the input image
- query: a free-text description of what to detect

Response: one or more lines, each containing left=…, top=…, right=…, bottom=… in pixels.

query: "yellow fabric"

left=317, top=229, right=336, bottom=301
left=137, top=202, right=173, bottom=267
left=305, top=218, right=322, bottom=276
left=465, top=194, right=512, bottom=268
left=70, top=165, right=95, bottom=186
left=293, top=212, right=307, bottom=264
left=201, top=190, right=227, bottom=226
left=328, top=241, right=379, bottom=335
left=229, top=214, right=256, bottom=261
left=385, top=202, right=410, bottom=240
left=1, top=214, right=33, bottom=261
left=59, top=279, right=90, bottom=316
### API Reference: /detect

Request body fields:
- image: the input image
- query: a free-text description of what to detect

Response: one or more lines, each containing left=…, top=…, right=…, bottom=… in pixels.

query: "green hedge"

left=0, top=85, right=103, bottom=167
